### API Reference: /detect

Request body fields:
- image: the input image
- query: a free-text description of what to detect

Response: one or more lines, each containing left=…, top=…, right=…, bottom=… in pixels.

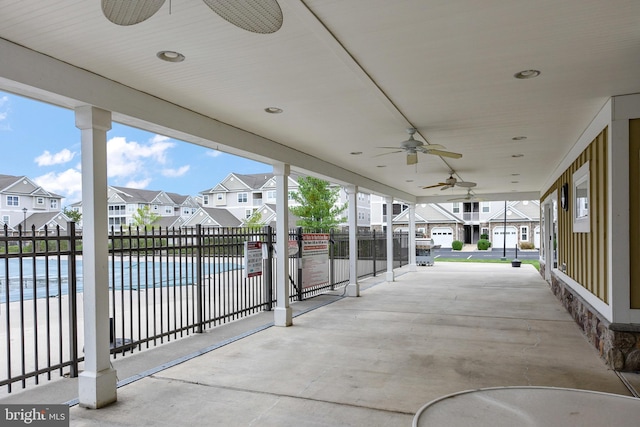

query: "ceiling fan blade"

left=440, top=185, right=453, bottom=191
left=422, top=183, right=446, bottom=189
left=424, top=149, right=463, bottom=159
left=407, top=153, right=418, bottom=165
left=373, top=150, right=403, bottom=158
left=102, top=0, right=165, bottom=26
left=456, top=181, right=477, bottom=188
left=377, top=146, right=403, bottom=149
left=416, top=144, right=446, bottom=151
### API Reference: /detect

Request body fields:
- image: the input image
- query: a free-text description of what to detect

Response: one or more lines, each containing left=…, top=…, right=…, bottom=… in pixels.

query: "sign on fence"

left=244, top=241, right=263, bottom=278
left=301, top=233, right=330, bottom=288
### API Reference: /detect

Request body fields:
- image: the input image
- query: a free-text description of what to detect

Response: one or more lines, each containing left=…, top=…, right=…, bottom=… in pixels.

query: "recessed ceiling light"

left=350, top=151, right=363, bottom=155
left=406, top=179, right=414, bottom=183
left=514, top=69, right=540, bottom=79
left=157, top=51, right=185, bottom=62
left=511, top=173, right=520, bottom=176
left=376, top=165, right=386, bottom=168
left=511, top=181, right=519, bottom=184
left=264, top=107, right=283, bottom=114
left=511, top=154, right=524, bottom=158
left=512, top=136, right=527, bottom=141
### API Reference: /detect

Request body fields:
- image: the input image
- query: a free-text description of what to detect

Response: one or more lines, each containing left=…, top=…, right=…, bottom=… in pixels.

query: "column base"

left=274, top=306, right=293, bottom=327
left=409, top=263, right=418, bottom=272
left=78, top=367, right=118, bottom=409
left=386, top=271, right=395, bottom=282
left=346, top=282, right=360, bottom=297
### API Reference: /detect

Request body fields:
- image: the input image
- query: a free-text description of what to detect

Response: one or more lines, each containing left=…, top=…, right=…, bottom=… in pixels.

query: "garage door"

left=534, top=226, right=540, bottom=249
left=431, top=227, right=454, bottom=248
left=492, top=226, right=518, bottom=249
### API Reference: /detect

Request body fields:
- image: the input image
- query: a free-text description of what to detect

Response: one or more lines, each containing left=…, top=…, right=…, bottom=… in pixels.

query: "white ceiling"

left=1, top=0, right=639, bottom=203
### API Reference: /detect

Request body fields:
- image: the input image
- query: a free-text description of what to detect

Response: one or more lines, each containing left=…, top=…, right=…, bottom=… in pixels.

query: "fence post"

left=195, top=224, right=204, bottom=333
left=297, top=227, right=303, bottom=301
left=372, top=230, right=377, bottom=277
left=264, top=226, right=273, bottom=311
left=67, top=221, right=79, bottom=378
left=329, top=229, right=335, bottom=290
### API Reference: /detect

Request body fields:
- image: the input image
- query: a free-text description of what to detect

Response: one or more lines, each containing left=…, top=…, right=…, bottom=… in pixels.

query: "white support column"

left=385, top=196, right=395, bottom=282
left=408, top=203, right=417, bottom=271
left=75, top=106, right=117, bottom=409
left=273, top=163, right=292, bottom=326
left=346, top=185, right=359, bottom=296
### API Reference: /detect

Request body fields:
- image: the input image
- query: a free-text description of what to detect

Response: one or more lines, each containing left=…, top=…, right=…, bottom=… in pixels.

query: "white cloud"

left=33, top=169, right=82, bottom=202
left=162, top=165, right=190, bottom=178
left=205, top=150, right=222, bottom=158
left=0, top=96, right=9, bottom=129
left=34, top=148, right=76, bottom=166
left=106, top=136, right=175, bottom=178
left=125, top=178, right=152, bottom=189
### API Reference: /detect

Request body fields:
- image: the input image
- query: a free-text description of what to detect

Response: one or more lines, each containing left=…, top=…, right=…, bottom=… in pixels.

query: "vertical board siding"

left=542, top=128, right=608, bottom=303
left=629, top=120, right=640, bottom=308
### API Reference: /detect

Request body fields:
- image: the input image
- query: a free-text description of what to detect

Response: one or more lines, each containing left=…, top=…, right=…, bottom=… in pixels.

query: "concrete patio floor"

left=3, top=262, right=639, bottom=426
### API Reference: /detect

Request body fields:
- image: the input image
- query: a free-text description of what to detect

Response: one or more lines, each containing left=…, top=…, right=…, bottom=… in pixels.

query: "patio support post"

left=385, top=196, right=395, bottom=282
left=408, top=203, right=417, bottom=271
left=75, top=106, right=117, bottom=408
left=346, top=185, right=359, bottom=296
left=273, top=163, right=292, bottom=326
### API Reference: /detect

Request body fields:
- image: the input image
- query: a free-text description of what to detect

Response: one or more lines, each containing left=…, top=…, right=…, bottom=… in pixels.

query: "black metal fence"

left=0, top=223, right=407, bottom=393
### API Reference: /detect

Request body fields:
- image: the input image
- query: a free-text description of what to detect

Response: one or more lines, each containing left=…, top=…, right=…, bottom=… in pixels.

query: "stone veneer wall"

left=545, top=269, right=640, bottom=371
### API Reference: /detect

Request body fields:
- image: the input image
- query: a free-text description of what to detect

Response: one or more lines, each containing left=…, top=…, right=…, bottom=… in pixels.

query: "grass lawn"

left=435, top=257, right=540, bottom=271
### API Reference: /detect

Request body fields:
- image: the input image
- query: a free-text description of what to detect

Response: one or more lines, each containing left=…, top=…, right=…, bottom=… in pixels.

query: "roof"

left=1, top=1, right=639, bottom=202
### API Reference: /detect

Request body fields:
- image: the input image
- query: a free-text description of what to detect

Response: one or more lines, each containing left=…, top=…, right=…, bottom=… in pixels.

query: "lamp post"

left=22, top=207, right=27, bottom=230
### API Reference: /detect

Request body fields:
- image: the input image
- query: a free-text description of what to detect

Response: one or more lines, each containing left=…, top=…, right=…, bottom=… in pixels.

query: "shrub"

left=477, top=239, right=491, bottom=250
left=451, top=240, right=463, bottom=250
left=480, top=233, right=489, bottom=240
left=519, top=241, right=535, bottom=250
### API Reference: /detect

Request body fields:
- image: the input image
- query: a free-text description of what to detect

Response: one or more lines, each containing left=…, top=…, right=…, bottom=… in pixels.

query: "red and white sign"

left=301, top=233, right=330, bottom=288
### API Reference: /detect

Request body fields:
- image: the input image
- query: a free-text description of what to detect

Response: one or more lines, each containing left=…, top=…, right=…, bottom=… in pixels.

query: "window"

left=237, top=193, right=248, bottom=203
left=182, top=208, right=191, bottom=215
left=2, top=215, right=9, bottom=225
left=288, top=191, right=296, bottom=201
left=36, top=197, right=44, bottom=205
left=203, top=195, right=210, bottom=205
left=266, top=190, right=276, bottom=200
left=153, top=204, right=159, bottom=211
left=6, top=196, right=19, bottom=206
left=165, top=206, right=173, bottom=214
left=50, top=199, right=58, bottom=209
left=573, top=161, right=590, bottom=233
left=452, top=202, right=460, bottom=214
left=481, top=202, right=490, bottom=213
left=217, top=193, right=224, bottom=201
left=245, top=209, right=253, bottom=219
left=520, top=226, right=529, bottom=241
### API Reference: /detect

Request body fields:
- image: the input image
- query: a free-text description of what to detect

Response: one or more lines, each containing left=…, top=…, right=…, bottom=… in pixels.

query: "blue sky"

left=0, top=91, right=270, bottom=206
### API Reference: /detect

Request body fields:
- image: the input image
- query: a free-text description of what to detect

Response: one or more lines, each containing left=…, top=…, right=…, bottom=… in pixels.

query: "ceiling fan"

left=377, top=128, right=462, bottom=165
left=448, top=189, right=484, bottom=201
left=422, top=173, right=477, bottom=191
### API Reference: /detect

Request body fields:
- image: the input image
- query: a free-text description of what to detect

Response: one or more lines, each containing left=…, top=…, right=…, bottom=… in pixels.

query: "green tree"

left=289, top=177, right=346, bottom=231
left=244, top=210, right=265, bottom=230
left=132, top=205, right=160, bottom=229
left=63, top=206, right=82, bottom=223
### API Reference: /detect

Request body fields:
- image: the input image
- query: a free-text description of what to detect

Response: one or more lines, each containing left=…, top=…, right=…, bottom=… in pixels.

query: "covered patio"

left=3, top=263, right=637, bottom=425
